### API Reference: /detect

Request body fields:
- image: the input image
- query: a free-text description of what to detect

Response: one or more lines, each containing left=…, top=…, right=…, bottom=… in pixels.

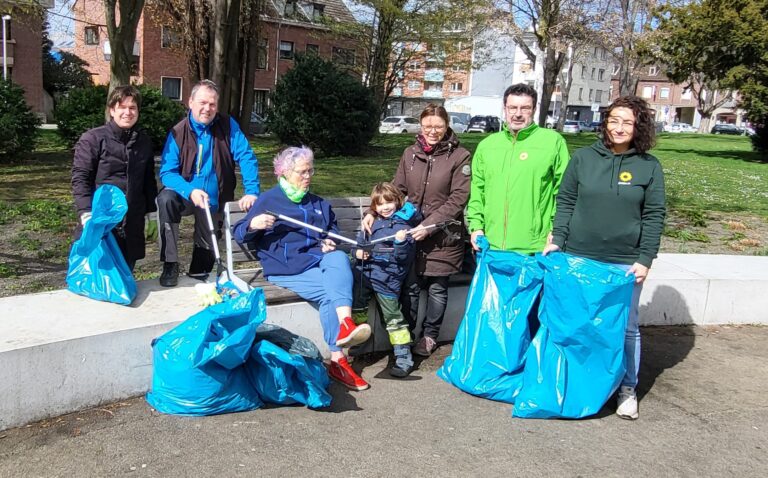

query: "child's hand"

left=395, top=229, right=407, bottom=242
left=355, top=249, right=370, bottom=260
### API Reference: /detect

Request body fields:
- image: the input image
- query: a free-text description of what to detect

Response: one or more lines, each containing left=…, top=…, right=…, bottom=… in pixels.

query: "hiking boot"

left=389, top=344, right=414, bottom=378
left=328, top=357, right=369, bottom=391
left=616, top=386, right=639, bottom=420
left=336, top=317, right=371, bottom=347
left=159, top=262, right=179, bottom=287
left=413, top=336, right=437, bottom=357
left=188, top=246, right=214, bottom=280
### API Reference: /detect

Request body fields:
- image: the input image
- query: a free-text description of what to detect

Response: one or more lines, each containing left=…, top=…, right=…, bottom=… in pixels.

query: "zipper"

left=502, top=134, right=517, bottom=250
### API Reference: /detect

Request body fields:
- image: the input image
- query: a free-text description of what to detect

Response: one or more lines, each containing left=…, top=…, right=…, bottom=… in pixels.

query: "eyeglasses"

left=506, top=106, right=533, bottom=114
left=293, top=168, right=315, bottom=178
left=607, top=117, right=635, bottom=128
left=421, top=124, right=446, bottom=132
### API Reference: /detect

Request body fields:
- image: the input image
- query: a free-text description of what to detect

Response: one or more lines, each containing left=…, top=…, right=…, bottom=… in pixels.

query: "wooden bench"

left=223, top=197, right=370, bottom=304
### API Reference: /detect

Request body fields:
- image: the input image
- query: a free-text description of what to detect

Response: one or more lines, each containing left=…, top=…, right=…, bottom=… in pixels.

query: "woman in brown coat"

left=365, top=104, right=471, bottom=356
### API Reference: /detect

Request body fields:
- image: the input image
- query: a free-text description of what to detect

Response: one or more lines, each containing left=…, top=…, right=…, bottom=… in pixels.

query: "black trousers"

left=400, top=266, right=450, bottom=341
left=156, top=188, right=222, bottom=265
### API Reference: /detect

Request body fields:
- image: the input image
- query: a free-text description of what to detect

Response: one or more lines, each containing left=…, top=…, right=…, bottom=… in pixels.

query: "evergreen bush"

left=267, top=54, right=379, bottom=155
left=0, top=80, right=41, bottom=159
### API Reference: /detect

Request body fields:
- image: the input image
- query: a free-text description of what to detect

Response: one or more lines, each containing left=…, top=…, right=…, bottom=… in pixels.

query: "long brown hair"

left=601, top=95, right=656, bottom=154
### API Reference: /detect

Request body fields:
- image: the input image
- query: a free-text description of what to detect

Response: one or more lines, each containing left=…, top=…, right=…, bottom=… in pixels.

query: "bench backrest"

left=223, top=197, right=370, bottom=273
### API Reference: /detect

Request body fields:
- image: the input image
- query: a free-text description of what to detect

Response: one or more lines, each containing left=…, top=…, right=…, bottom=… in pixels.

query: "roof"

left=264, top=0, right=356, bottom=25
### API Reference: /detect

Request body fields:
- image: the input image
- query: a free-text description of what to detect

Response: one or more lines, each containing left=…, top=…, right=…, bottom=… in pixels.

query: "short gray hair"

left=273, top=146, right=314, bottom=177
left=190, top=80, right=220, bottom=101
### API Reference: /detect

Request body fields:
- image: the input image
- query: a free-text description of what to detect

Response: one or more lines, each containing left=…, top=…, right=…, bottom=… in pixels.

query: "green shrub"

left=0, top=80, right=41, bottom=159
left=55, top=84, right=186, bottom=151
left=750, top=124, right=768, bottom=160
left=267, top=54, right=379, bottom=155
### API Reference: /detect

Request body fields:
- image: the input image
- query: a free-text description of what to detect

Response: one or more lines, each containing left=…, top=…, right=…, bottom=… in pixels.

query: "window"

left=581, top=65, right=586, bottom=79
left=253, top=89, right=269, bottom=116
left=257, top=38, right=268, bottom=69
left=3, top=18, right=10, bottom=40
left=591, top=68, right=595, bottom=80
left=312, top=3, right=325, bottom=21
left=161, top=77, right=182, bottom=101
left=520, top=62, right=532, bottom=73
left=598, top=69, right=605, bottom=81
left=450, top=82, right=463, bottom=92
left=588, top=89, right=593, bottom=101
left=593, top=46, right=599, bottom=57
left=660, top=87, right=670, bottom=99
left=578, top=88, right=583, bottom=101
left=601, top=49, right=607, bottom=60
left=332, top=47, right=356, bottom=66
left=649, top=66, right=658, bottom=76
left=407, top=80, right=420, bottom=90
left=408, top=62, right=420, bottom=71
left=642, top=86, right=653, bottom=98
left=284, top=0, right=297, bottom=17
left=306, top=43, right=319, bottom=54
left=161, top=26, right=181, bottom=49
left=595, top=89, right=602, bottom=102
left=451, top=64, right=461, bottom=72
left=279, top=41, right=294, bottom=60
left=84, top=26, right=99, bottom=45
left=404, top=117, right=419, bottom=124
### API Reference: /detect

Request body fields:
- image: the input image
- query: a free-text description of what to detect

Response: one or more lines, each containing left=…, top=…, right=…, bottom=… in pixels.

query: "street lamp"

left=2, top=14, right=10, bottom=81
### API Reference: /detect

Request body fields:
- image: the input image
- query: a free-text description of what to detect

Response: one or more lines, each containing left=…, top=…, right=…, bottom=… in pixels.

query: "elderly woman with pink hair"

left=234, top=146, right=372, bottom=391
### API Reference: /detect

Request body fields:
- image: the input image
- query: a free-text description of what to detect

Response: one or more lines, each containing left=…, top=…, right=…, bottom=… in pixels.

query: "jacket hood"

left=394, top=201, right=418, bottom=221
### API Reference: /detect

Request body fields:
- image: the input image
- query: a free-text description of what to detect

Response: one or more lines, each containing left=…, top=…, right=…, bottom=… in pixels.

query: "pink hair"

left=273, top=146, right=314, bottom=177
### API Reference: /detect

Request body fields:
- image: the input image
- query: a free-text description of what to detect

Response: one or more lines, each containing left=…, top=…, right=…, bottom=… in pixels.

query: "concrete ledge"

left=1, top=253, right=767, bottom=430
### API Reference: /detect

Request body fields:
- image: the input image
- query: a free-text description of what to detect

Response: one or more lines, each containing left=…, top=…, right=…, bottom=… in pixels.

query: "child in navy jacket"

left=353, top=183, right=421, bottom=377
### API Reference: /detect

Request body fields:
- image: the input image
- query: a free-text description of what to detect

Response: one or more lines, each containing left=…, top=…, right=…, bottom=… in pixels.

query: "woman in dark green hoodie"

left=543, top=96, right=666, bottom=420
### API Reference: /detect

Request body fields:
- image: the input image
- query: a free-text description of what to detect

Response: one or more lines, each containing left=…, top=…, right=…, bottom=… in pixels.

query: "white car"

left=562, top=120, right=582, bottom=133
left=665, top=122, right=697, bottom=133
left=379, top=116, right=421, bottom=134
left=450, top=115, right=468, bottom=133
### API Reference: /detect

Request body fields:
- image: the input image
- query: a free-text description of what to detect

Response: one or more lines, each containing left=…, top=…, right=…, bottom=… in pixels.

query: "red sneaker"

left=328, top=357, right=370, bottom=391
left=335, top=317, right=371, bottom=347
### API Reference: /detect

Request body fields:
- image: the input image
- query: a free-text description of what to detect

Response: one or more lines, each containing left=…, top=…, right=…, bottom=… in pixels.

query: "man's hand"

left=145, top=214, right=158, bottom=242
left=190, top=189, right=209, bottom=208
left=395, top=229, right=408, bottom=242
left=470, top=230, right=485, bottom=251
left=321, top=238, right=336, bottom=253
left=248, top=213, right=275, bottom=231
left=361, top=213, right=375, bottom=235
left=627, top=262, right=649, bottom=284
left=542, top=243, right=560, bottom=256
left=410, top=225, right=429, bottom=241
left=239, top=194, right=258, bottom=212
left=355, top=249, right=370, bottom=260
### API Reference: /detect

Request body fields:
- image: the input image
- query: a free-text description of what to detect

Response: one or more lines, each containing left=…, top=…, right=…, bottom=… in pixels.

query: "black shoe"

left=389, top=363, right=413, bottom=378
left=159, top=262, right=179, bottom=287
left=188, top=246, right=214, bottom=280
left=389, top=344, right=414, bottom=378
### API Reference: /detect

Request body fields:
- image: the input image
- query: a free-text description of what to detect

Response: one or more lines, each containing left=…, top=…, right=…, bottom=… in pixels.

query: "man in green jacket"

left=467, top=83, right=570, bottom=252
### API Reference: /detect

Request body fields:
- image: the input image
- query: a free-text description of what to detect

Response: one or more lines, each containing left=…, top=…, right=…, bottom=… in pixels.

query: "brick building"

left=1, top=1, right=48, bottom=118
left=71, top=0, right=358, bottom=114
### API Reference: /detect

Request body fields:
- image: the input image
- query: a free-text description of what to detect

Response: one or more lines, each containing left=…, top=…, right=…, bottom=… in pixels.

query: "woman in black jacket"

left=71, top=85, right=158, bottom=269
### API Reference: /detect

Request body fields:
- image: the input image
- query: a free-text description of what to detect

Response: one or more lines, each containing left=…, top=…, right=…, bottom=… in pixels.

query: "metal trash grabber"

left=264, top=210, right=359, bottom=246
left=203, top=198, right=250, bottom=294
left=365, top=219, right=463, bottom=246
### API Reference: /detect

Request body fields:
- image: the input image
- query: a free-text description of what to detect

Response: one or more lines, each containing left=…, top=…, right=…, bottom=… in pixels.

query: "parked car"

left=562, top=120, right=582, bottom=134
left=448, top=112, right=472, bottom=126
left=587, top=121, right=602, bottom=132
left=466, top=115, right=502, bottom=133
left=450, top=115, right=468, bottom=133
left=711, top=123, right=742, bottom=135
left=249, top=112, right=267, bottom=135
left=665, top=122, right=697, bottom=133
left=379, top=116, right=421, bottom=134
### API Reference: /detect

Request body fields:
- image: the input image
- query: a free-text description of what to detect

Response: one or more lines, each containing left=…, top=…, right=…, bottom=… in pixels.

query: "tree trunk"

left=368, top=1, right=407, bottom=115
left=104, top=0, right=144, bottom=93
left=539, top=48, right=565, bottom=127
left=556, top=55, right=575, bottom=131
left=238, top=27, right=260, bottom=133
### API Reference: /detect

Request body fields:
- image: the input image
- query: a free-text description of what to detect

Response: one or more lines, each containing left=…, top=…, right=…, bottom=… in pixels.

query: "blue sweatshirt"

left=159, top=113, right=260, bottom=211
left=234, top=185, right=339, bottom=277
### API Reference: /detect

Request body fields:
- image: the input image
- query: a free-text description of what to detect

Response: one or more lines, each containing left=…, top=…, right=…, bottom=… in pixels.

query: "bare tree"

left=104, top=0, right=145, bottom=94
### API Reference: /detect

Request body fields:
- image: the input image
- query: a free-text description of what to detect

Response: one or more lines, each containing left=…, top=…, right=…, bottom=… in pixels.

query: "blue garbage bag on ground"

left=246, top=339, right=332, bottom=409
left=512, top=253, right=635, bottom=419
left=145, top=288, right=267, bottom=416
left=437, top=236, right=544, bottom=403
left=66, top=184, right=136, bottom=305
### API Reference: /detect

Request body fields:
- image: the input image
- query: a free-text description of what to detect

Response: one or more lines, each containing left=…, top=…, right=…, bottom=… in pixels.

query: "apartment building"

left=564, top=45, right=613, bottom=122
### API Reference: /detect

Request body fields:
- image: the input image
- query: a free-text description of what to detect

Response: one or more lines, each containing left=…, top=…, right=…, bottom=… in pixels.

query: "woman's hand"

left=248, top=213, right=275, bottom=231
left=410, top=224, right=429, bottom=241
left=542, top=243, right=560, bottom=256
left=361, top=213, right=375, bottom=235
left=355, top=249, right=370, bottom=260
left=321, top=238, right=337, bottom=253
left=627, top=262, right=649, bottom=284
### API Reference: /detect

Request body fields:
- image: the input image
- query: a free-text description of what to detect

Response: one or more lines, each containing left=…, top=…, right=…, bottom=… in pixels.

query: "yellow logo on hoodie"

left=619, top=171, right=633, bottom=183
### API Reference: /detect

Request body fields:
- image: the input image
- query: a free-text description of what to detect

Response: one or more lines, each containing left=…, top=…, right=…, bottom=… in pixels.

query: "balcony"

left=423, top=89, right=443, bottom=99
left=424, top=69, right=444, bottom=82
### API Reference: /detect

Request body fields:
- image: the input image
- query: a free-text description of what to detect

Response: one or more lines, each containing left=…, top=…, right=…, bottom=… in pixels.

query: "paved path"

left=1, top=325, right=766, bottom=477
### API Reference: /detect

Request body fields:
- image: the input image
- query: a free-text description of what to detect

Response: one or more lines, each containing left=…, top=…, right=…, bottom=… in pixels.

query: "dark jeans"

left=400, top=267, right=449, bottom=341
left=157, top=188, right=222, bottom=264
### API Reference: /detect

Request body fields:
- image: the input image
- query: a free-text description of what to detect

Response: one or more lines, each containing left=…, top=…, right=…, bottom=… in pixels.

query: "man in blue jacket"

left=157, top=80, right=260, bottom=287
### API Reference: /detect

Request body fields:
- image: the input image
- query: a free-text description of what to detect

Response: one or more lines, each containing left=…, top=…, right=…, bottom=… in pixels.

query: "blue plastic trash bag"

left=438, top=236, right=544, bottom=403
left=513, top=253, right=635, bottom=419
left=66, top=184, right=136, bottom=305
left=146, top=288, right=267, bottom=416
left=246, top=340, right=332, bottom=409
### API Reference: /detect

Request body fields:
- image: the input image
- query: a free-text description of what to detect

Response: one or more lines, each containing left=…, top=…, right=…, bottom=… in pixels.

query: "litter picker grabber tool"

left=264, top=210, right=360, bottom=246
left=203, top=198, right=250, bottom=297
left=365, top=219, right=463, bottom=246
